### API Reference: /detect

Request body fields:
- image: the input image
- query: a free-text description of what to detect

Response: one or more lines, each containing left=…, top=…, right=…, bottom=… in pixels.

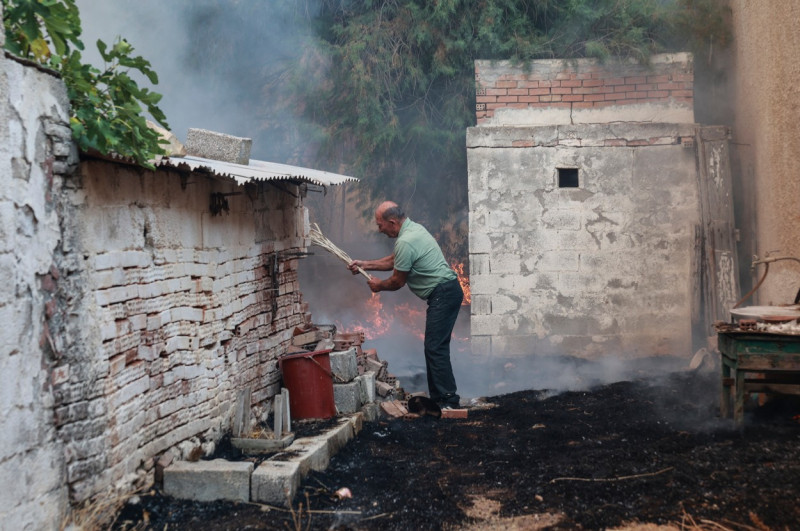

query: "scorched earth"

left=114, top=362, right=800, bottom=530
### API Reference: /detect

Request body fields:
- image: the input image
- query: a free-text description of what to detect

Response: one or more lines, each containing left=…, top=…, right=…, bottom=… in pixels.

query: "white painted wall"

left=0, top=49, right=75, bottom=530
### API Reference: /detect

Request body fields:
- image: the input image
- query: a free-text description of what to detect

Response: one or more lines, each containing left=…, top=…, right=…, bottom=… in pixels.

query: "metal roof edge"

left=156, top=155, right=359, bottom=187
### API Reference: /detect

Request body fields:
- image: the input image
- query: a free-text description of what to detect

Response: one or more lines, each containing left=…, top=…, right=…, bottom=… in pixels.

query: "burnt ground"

left=112, top=369, right=800, bottom=530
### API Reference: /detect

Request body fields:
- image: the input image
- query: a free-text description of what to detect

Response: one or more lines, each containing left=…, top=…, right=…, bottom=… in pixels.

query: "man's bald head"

left=376, top=201, right=405, bottom=222
left=374, top=201, right=405, bottom=238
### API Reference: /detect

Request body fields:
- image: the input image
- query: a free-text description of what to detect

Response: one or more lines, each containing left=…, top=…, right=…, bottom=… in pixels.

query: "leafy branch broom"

left=309, top=223, right=372, bottom=280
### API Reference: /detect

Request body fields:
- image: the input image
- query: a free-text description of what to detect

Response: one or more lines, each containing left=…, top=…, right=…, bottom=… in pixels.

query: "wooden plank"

left=697, top=126, right=740, bottom=331
left=282, top=387, right=291, bottom=434
left=232, top=388, right=251, bottom=438
left=292, top=330, right=321, bottom=346
left=744, top=383, right=800, bottom=396
left=274, top=393, right=284, bottom=437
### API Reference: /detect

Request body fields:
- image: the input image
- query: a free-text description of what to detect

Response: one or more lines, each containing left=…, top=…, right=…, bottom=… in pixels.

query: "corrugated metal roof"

left=155, top=155, right=359, bottom=187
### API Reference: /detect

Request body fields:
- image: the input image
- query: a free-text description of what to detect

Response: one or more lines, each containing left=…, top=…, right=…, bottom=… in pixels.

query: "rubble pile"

left=288, top=320, right=468, bottom=420
left=289, top=323, right=405, bottom=408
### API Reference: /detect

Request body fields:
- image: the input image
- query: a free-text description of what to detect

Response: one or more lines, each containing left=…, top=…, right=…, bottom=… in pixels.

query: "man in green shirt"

left=348, top=201, right=463, bottom=408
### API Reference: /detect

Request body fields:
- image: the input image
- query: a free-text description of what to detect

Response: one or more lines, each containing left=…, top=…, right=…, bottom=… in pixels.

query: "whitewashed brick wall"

left=50, top=159, right=308, bottom=503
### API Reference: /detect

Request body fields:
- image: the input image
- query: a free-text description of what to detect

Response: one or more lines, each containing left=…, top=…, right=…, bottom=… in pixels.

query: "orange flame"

left=335, top=294, right=428, bottom=341
left=451, top=262, right=471, bottom=306
left=336, top=293, right=393, bottom=340
left=336, top=263, right=470, bottom=341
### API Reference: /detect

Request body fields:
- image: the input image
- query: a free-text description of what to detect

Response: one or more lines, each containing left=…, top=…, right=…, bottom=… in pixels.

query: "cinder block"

left=251, top=460, right=301, bottom=506
left=333, top=381, right=361, bottom=415
left=163, top=459, right=253, bottom=502
left=330, top=348, right=358, bottom=383
left=356, top=371, right=376, bottom=404
left=185, top=128, right=252, bottom=165
left=285, top=437, right=329, bottom=476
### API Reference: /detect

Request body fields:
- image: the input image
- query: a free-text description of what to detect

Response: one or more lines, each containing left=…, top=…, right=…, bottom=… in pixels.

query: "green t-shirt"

left=393, top=218, right=457, bottom=300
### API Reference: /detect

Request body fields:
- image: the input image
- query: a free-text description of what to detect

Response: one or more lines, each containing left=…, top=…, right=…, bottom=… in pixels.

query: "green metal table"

left=717, top=331, right=800, bottom=425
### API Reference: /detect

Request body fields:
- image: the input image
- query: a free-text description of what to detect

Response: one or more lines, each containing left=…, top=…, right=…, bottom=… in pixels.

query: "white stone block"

left=164, top=459, right=253, bottom=502
left=490, top=253, right=521, bottom=274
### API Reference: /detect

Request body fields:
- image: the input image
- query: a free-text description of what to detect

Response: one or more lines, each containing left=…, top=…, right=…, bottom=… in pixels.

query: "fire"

left=451, top=262, right=471, bottom=306
left=335, top=293, right=394, bottom=340
left=336, top=294, right=427, bottom=341
left=335, top=263, right=470, bottom=341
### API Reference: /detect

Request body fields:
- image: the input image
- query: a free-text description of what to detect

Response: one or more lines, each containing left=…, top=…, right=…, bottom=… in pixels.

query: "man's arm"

left=367, top=269, right=408, bottom=293
left=348, top=255, right=394, bottom=272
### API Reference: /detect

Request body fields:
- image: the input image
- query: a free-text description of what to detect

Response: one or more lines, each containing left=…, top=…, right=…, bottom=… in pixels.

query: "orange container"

left=279, top=350, right=337, bottom=419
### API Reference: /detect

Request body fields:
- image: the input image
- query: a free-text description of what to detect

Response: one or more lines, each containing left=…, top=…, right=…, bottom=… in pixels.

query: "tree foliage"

left=295, top=0, right=729, bottom=251
left=3, top=0, right=169, bottom=169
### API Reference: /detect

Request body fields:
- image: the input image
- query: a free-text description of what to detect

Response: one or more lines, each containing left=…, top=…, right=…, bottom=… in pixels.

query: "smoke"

left=74, top=0, right=323, bottom=163
left=72, top=2, right=700, bottom=404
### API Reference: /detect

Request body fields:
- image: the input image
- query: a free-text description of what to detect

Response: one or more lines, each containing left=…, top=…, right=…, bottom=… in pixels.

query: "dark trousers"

left=424, top=278, right=463, bottom=406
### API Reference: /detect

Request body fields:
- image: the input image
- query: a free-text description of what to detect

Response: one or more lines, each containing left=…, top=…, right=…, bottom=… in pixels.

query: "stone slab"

left=185, top=128, right=252, bottom=164
left=333, top=380, right=361, bottom=414
left=231, top=433, right=295, bottom=454
left=163, top=459, right=253, bottom=502
left=330, top=347, right=358, bottom=382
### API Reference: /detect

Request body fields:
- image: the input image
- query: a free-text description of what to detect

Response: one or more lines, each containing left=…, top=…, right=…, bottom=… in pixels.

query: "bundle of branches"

left=309, top=223, right=371, bottom=279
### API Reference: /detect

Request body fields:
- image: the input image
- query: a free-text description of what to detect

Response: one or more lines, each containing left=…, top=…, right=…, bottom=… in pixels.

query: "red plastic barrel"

left=279, top=349, right=337, bottom=419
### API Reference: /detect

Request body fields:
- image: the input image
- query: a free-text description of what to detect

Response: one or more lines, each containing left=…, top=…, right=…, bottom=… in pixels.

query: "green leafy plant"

left=3, top=0, right=169, bottom=169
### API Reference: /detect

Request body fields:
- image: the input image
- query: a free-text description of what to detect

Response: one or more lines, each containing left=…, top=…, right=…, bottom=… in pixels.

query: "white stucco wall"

left=0, top=51, right=75, bottom=530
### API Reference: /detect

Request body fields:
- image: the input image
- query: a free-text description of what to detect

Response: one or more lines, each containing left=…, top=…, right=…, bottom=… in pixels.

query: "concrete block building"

left=467, top=54, right=737, bottom=361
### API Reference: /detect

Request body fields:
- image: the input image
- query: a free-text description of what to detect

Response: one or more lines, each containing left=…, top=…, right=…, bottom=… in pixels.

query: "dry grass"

left=61, top=489, right=141, bottom=531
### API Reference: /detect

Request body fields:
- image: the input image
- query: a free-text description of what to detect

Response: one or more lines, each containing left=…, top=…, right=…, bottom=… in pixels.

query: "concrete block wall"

left=49, top=159, right=309, bottom=504
left=0, top=49, right=76, bottom=529
left=476, top=53, right=694, bottom=126
left=468, top=54, right=702, bottom=362
left=468, top=123, right=701, bottom=359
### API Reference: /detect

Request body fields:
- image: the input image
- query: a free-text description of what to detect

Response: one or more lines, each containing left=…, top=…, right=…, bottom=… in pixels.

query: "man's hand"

left=367, top=277, right=382, bottom=292
left=347, top=260, right=362, bottom=275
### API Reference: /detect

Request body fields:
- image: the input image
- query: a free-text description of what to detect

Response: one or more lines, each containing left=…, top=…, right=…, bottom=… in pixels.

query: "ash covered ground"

left=113, top=368, right=800, bottom=530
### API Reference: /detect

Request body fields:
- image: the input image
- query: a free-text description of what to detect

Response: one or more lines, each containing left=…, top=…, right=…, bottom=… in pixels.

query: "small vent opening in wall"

left=558, top=168, right=579, bottom=188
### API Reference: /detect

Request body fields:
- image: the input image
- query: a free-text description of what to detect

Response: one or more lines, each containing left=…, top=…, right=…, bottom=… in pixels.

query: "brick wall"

left=475, top=53, right=694, bottom=125
left=50, top=159, right=309, bottom=504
